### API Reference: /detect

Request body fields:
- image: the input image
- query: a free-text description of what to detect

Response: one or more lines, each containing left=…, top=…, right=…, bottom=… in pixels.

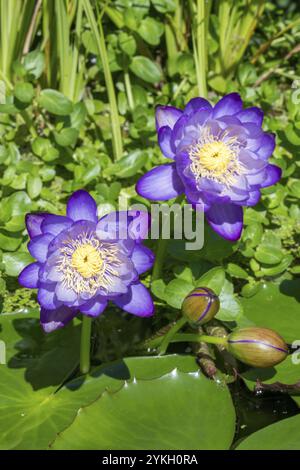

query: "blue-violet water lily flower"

left=19, top=190, right=155, bottom=332
left=136, top=93, right=281, bottom=241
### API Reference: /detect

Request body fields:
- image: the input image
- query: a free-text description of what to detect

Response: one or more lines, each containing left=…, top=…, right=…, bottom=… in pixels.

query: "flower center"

left=188, top=127, right=244, bottom=186
left=197, top=141, right=235, bottom=176
left=56, top=231, right=122, bottom=296
left=71, top=244, right=103, bottom=278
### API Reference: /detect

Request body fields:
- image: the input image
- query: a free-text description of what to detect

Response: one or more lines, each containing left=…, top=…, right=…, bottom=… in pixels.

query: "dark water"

left=230, top=379, right=300, bottom=448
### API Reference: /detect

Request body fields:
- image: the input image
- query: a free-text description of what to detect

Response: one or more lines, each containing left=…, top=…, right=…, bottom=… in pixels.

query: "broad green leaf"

left=241, top=281, right=300, bottom=343
left=226, top=263, right=249, bottom=280
left=14, top=83, right=34, bottom=104
left=51, top=368, right=235, bottom=450
left=105, top=149, right=147, bottom=178
left=130, top=56, right=162, bottom=84
left=0, top=191, right=31, bottom=223
left=4, top=215, right=26, bottom=232
left=289, top=180, right=300, bottom=198
left=196, top=267, right=226, bottom=295
left=196, top=268, right=243, bottom=322
left=0, top=231, right=22, bottom=251
left=217, top=279, right=244, bottom=322
left=3, top=252, right=33, bottom=277
left=254, top=231, right=283, bottom=265
left=164, top=278, right=194, bottom=308
left=27, top=175, right=42, bottom=199
left=236, top=415, right=300, bottom=450
left=118, top=32, right=136, bottom=56
left=54, top=128, right=78, bottom=147
left=138, top=17, right=164, bottom=46
left=32, top=137, right=59, bottom=161
left=23, top=50, right=45, bottom=79
left=0, top=311, right=81, bottom=450
left=70, top=103, right=87, bottom=129
left=255, top=245, right=283, bottom=265
left=0, top=310, right=202, bottom=451
left=38, top=89, right=73, bottom=116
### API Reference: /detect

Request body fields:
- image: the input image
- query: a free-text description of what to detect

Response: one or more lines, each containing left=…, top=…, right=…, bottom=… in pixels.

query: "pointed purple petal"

left=19, top=262, right=40, bottom=288
left=256, top=133, right=276, bottom=159
left=158, top=126, right=175, bottom=159
left=131, top=245, right=155, bottom=274
left=66, top=190, right=98, bottom=223
left=41, top=214, right=73, bottom=236
left=155, top=105, right=182, bottom=132
left=212, top=93, right=243, bottom=118
left=261, top=164, right=282, bottom=188
left=40, top=306, right=77, bottom=333
left=25, top=213, right=48, bottom=238
left=80, top=296, right=108, bottom=317
left=28, top=233, right=54, bottom=262
left=136, top=163, right=184, bottom=201
left=37, top=284, right=61, bottom=310
left=235, top=190, right=261, bottom=207
left=237, top=107, right=264, bottom=126
left=97, top=211, right=150, bottom=243
left=113, top=282, right=154, bottom=317
left=55, top=282, right=77, bottom=304
left=184, top=97, right=212, bottom=115
left=206, top=203, right=243, bottom=241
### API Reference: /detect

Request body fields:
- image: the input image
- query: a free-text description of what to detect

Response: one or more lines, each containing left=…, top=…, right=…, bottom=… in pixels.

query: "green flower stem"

left=145, top=328, right=228, bottom=353
left=80, top=315, right=92, bottom=374
left=158, top=316, right=188, bottom=355
left=172, top=333, right=228, bottom=346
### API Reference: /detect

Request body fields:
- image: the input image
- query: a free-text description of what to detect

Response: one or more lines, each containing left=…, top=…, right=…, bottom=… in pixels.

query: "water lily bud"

left=182, top=287, right=220, bottom=325
left=227, top=327, right=288, bottom=368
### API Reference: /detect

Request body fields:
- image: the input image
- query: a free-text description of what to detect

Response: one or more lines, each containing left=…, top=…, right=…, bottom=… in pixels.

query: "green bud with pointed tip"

left=182, top=287, right=220, bottom=325
left=227, top=327, right=288, bottom=368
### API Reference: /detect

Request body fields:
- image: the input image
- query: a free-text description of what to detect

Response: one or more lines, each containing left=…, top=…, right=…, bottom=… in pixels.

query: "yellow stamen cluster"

left=189, top=127, right=244, bottom=186
left=71, top=244, right=103, bottom=278
left=56, top=232, right=122, bottom=295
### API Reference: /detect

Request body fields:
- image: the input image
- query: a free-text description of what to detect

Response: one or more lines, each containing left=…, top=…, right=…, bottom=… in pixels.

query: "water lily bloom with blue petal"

left=136, top=93, right=281, bottom=241
left=19, top=190, right=155, bottom=332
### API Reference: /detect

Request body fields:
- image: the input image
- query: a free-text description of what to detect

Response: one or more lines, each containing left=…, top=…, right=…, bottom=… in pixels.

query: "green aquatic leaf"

left=51, top=368, right=235, bottom=450
left=0, top=311, right=81, bottom=450
left=236, top=415, right=300, bottom=450
left=0, top=309, right=204, bottom=450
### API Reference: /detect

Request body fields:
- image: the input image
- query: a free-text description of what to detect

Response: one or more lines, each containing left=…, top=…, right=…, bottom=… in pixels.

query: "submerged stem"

left=80, top=315, right=92, bottom=374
